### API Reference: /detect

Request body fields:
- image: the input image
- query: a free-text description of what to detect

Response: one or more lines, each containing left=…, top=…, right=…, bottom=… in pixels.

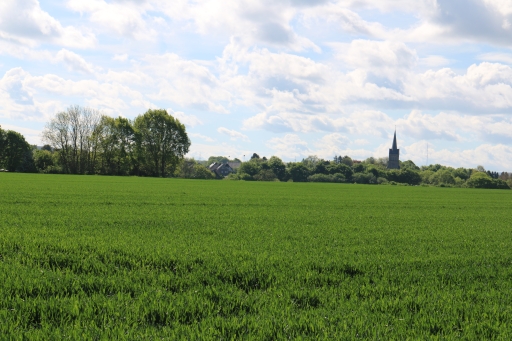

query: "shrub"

left=465, top=172, right=510, bottom=189
left=377, top=177, right=388, bottom=184
left=352, top=173, right=377, bottom=184
left=308, top=173, right=346, bottom=183
left=253, top=169, right=278, bottom=181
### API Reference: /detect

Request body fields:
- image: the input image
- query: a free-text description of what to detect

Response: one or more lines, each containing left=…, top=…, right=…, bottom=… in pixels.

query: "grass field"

left=1, top=173, right=512, bottom=339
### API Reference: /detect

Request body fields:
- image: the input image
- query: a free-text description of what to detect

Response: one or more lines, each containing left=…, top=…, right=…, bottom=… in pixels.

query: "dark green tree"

left=33, top=149, right=55, bottom=172
left=238, top=160, right=261, bottom=177
left=326, top=163, right=353, bottom=179
left=288, top=163, right=309, bottom=182
left=401, top=160, right=420, bottom=171
left=267, top=156, right=286, bottom=181
left=95, top=116, right=135, bottom=175
left=134, top=109, right=190, bottom=177
left=2, top=130, right=31, bottom=172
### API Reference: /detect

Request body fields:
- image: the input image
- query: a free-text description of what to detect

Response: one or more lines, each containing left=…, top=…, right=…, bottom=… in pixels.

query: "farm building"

left=208, top=162, right=234, bottom=178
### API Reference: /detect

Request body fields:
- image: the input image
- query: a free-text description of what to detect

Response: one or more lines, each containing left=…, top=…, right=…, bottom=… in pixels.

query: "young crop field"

left=1, top=173, right=512, bottom=339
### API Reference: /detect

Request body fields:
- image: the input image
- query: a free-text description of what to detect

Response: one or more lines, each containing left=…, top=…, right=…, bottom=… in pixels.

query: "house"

left=227, top=162, right=241, bottom=170
left=208, top=162, right=234, bottom=178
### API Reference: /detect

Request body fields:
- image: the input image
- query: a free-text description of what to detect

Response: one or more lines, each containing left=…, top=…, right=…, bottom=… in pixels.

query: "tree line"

left=1, top=106, right=510, bottom=190
left=221, top=154, right=511, bottom=189
left=0, top=106, right=190, bottom=177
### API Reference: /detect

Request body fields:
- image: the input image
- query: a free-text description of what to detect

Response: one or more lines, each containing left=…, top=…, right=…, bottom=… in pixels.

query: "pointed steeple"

left=392, top=129, right=398, bottom=150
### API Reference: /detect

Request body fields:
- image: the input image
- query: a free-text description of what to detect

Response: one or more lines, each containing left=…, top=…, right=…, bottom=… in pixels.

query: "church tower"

left=387, top=130, right=400, bottom=169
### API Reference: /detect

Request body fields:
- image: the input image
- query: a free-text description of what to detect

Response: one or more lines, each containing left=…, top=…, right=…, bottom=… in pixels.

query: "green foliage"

left=352, top=163, right=365, bottom=173
left=95, top=116, right=136, bottom=176
left=352, top=172, right=377, bottom=184
left=2, top=130, right=31, bottom=172
left=2, top=174, right=512, bottom=339
left=288, top=163, right=309, bottom=182
left=465, top=172, right=510, bottom=189
left=387, top=168, right=422, bottom=185
left=326, top=163, right=353, bottom=179
left=267, top=156, right=286, bottom=181
left=340, top=155, right=353, bottom=167
left=400, top=160, right=420, bottom=171
left=253, top=169, right=278, bottom=181
left=238, top=161, right=260, bottom=177
left=301, top=155, right=321, bottom=169
left=453, top=167, right=472, bottom=180
left=0, top=126, right=5, bottom=166
left=429, top=169, right=456, bottom=186
left=134, top=109, right=190, bottom=177
left=307, top=173, right=346, bottom=183
left=178, top=159, right=215, bottom=179
left=33, top=150, right=55, bottom=173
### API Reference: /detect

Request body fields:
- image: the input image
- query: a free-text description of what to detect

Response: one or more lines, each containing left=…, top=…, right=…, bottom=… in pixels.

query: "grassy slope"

left=1, top=173, right=511, bottom=339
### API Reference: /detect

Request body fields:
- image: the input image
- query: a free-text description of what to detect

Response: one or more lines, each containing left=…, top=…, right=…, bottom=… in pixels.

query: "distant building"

left=227, top=162, right=241, bottom=170
left=208, top=162, right=234, bottom=178
left=387, top=130, right=400, bottom=169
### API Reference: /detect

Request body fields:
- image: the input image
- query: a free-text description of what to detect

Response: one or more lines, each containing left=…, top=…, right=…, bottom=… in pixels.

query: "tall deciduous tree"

left=2, top=130, right=31, bottom=172
left=95, top=116, right=135, bottom=175
left=42, top=105, right=101, bottom=174
left=0, top=126, right=6, bottom=166
left=134, top=109, right=190, bottom=177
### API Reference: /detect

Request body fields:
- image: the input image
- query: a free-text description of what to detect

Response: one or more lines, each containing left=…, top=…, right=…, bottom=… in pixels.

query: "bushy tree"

left=2, top=130, right=31, bottom=172
left=288, top=163, right=309, bottom=182
left=429, top=169, right=456, bottom=185
left=341, top=156, right=353, bottom=167
left=401, top=160, right=420, bottom=171
left=352, top=163, right=365, bottom=173
left=308, top=173, right=346, bottom=183
left=326, top=163, right=353, bottom=179
left=267, top=156, right=286, bottom=181
left=238, top=160, right=261, bottom=177
left=0, top=126, right=6, bottom=166
left=134, top=109, right=190, bottom=177
left=95, top=116, right=136, bottom=176
left=192, top=164, right=215, bottom=179
left=465, top=172, right=510, bottom=189
left=254, top=169, right=278, bottom=181
left=387, top=169, right=422, bottom=185
left=33, top=149, right=57, bottom=173
left=352, top=173, right=377, bottom=184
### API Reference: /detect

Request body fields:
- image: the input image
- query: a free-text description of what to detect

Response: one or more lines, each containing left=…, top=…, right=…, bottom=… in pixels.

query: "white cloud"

left=142, top=53, right=231, bottom=114
left=66, top=0, right=155, bottom=40
left=478, top=53, right=512, bottom=65
left=189, top=133, right=215, bottom=143
left=0, top=123, right=42, bottom=145
left=217, top=127, right=250, bottom=141
left=0, top=0, right=95, bottom=48
left=170, top=110, right=203, bottom=127
left=419, top=55, right=451, bottom=68
left=266, top=134, right=310, bottom=159
left=403, top=141, right=512, bottom=171
left=186, top=142, right=249, bottom=161
left=55, top=49, right=95, bottom=74
left=113, top=54, right=129, bottom=62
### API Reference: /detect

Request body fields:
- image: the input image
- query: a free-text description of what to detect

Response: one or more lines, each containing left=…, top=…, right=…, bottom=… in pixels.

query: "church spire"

left=387, top=128, right=400, bottom=169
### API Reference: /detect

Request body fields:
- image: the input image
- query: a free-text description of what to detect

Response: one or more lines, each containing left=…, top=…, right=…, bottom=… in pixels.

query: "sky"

left=1, top=0, right=512, bottom=170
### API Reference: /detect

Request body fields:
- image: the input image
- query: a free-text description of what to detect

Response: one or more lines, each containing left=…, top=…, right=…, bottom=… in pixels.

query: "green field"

left=1, top=173, right=512, bottom=339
